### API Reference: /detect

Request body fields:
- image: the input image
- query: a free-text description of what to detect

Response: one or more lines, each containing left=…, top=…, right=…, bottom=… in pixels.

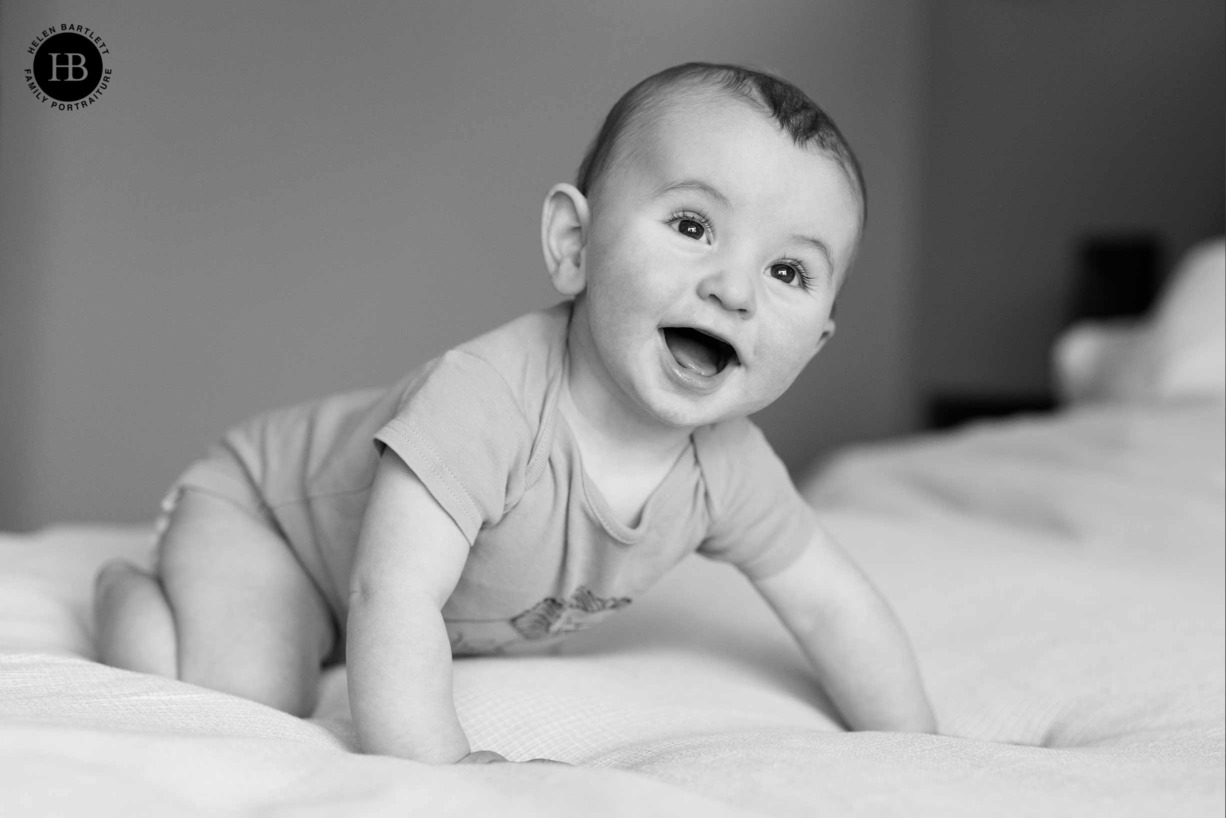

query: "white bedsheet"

left=2, top=400, right=1223, bottom=817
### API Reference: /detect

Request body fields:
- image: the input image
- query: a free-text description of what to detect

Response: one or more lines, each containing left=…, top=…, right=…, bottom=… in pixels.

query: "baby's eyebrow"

left=652, top=178, right=731, bottom=207
left=792, top=234, right=835, bottom=273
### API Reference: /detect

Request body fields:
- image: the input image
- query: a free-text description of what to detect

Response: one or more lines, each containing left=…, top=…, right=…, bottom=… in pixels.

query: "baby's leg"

left=94, top=489, right=335, bottom=716
left=94, top=559, right=177, bottom=677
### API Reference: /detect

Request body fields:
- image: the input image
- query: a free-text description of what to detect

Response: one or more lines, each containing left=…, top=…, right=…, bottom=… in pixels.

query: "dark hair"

left=574, top=62, right=866, bottom=224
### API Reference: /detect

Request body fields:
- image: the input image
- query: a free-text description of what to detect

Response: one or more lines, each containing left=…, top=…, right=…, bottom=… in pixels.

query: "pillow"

left=1054, top=236, right=1225, bottom=404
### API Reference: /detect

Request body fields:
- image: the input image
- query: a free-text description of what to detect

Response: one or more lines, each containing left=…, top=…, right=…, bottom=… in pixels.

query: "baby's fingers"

left=458, top=750, right=509, bottom=764
left=458, top=750, right=570, bottom=766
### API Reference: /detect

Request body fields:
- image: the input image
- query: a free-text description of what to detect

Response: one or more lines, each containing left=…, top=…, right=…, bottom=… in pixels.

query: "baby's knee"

left=94, top=559, right=148, bottom=604
left=186, top=655, right=320, bottom=716
left=93, top=559, right=177, bottom=676
left=93, top=559, right=172, bottom=629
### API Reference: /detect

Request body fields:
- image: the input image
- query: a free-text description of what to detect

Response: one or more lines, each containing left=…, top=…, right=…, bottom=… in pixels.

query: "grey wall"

left=4, top=1, right=1221, bottom=532
left=0, top=1, right=925, bottom=529
left=915, top=0, right=1225, bottom=399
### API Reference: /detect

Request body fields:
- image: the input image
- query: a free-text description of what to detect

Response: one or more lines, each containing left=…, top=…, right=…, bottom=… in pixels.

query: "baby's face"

left=573, top=95, right=861, bottom=430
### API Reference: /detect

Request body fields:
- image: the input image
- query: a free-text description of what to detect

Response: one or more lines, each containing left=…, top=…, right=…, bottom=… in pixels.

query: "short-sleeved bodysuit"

left=164, top=301, right=816, bottom=654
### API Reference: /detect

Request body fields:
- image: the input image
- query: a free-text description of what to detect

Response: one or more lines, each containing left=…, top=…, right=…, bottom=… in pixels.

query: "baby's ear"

left=814, top=318, right=836, bottom=355
left=541, top=183, right=590, bottom=297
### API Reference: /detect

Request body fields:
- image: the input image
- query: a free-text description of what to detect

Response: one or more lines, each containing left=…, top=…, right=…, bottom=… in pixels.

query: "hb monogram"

left=47, top=53, right=89, bottom=81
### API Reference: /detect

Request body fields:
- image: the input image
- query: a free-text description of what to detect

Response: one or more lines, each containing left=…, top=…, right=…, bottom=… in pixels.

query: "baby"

left=94, top=62, right=937, bottom=764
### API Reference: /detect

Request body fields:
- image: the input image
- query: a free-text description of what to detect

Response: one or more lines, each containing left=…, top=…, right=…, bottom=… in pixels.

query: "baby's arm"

left=347, top=450, right=472, bottom=763
left=752, top=525, right=937, bottom=734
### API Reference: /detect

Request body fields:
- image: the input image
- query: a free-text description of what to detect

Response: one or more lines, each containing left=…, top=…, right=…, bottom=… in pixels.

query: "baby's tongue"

left=665, top=330, right=720, bottom=376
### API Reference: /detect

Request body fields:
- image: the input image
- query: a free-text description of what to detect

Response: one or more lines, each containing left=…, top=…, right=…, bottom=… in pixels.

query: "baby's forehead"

left=631, top=89, right=763, bottom=153
left=621, top=94, right=850, bottom=199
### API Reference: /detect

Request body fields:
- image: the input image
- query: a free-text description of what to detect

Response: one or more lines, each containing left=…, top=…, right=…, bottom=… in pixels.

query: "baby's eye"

left=676, top=218, right=706, bottom=240
left=770, top=262, right=801, bottom=286
left=667, top=211, right=713, bottom=243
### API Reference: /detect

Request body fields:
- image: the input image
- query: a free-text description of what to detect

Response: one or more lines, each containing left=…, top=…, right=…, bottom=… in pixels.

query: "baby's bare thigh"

left=156, top=489, right=335, bottom=712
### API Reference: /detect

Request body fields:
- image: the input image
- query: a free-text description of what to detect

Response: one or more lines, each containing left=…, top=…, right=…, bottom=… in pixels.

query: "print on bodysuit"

left=510, top=586, right=632, bottom=640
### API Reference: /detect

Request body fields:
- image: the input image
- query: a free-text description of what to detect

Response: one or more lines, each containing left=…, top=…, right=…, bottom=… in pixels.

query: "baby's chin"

left=634, top=386, right=761, bottom=431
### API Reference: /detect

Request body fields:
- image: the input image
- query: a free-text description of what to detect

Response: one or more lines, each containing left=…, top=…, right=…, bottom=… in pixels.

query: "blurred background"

left=1, top=0, right=1222, bottom=530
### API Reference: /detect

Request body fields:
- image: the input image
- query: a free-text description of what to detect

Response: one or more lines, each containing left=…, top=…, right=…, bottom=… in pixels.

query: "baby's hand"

left=458, top=750, right=508, bottom=764
left=458, top=750, right=570, bottom=766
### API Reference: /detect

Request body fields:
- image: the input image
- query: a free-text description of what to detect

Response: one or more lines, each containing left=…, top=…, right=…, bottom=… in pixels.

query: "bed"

left=3, top=240, right=1223, bottom=817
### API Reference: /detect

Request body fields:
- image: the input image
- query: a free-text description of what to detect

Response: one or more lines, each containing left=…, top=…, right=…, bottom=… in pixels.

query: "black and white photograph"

left=1, top=2, right=1222, bottom=816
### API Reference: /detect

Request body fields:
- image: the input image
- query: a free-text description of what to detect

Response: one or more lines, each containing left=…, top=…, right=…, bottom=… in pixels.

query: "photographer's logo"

left=25, top=24, right=113, bottom=110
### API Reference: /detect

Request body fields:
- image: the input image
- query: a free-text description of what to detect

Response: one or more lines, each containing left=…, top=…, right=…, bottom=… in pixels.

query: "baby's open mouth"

left=661, top=327, right=738, bottom=376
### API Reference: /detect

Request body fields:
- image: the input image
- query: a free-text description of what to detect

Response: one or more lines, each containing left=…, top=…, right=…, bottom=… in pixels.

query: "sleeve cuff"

left=374, top=418, right=483, bottom=543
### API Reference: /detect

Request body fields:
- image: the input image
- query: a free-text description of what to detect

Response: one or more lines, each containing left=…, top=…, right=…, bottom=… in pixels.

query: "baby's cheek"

left=754, top=353, right=811, bottom=403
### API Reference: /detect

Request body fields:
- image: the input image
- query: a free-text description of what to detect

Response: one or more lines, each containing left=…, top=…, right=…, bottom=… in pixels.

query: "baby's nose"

left=697, top=267, right=756, bottom=316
